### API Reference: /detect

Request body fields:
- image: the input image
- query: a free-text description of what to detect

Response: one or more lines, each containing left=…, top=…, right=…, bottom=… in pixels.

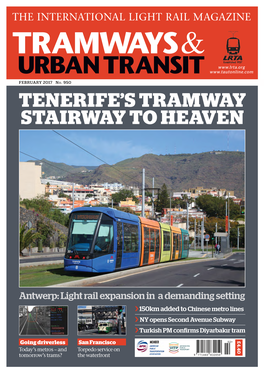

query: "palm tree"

left=20, top=222, right=40, bottom=255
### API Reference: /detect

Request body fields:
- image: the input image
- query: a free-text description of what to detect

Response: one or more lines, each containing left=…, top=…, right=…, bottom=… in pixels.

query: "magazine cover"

left=3, top=0, right=262, bottom=370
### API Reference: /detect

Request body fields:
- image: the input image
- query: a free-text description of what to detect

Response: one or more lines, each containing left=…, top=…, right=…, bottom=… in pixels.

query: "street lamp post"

left=194, top=219, right=196, bottom=251
left=187, top=201, right=189, bottom=231
left=142, top=169, right=145, bottom=218
left=237, top=225, right=240, bottom=250
left=152, top=178, right=155, bottom=218
left=201, top=214, right=204, bottom=253
left=72, top=183, right=75, bottom=210
left=169, top=191, right=171, bottom=225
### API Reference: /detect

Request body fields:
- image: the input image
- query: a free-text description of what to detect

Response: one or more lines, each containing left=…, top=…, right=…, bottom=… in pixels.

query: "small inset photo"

left=77, top=305, right=126, bottom=335
left=19, top=306, right=68, bottom=335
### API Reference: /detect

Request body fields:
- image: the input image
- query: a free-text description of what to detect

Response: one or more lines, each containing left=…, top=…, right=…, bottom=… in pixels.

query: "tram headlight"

left=65, top=254, right=90, bottom=260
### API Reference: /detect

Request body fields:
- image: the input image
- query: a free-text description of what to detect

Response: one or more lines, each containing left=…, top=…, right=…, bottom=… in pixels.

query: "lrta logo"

left=223, top=55, right=242, bottom=61
left=223, top=32, right=243, bottom=63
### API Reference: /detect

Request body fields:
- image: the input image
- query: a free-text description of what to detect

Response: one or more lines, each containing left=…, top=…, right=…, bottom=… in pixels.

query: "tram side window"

left=183, top=235, right=189, bottom=250
left=94, top=214, right=114, bottom=256
left=144, top=228, right=150, bottom=251
left=156, top=231, right=160, bottom=252
left=150, top=229, right=155, bottom=252
left=178, top=235, right=182, bottom=250
left=173, top=233, right=179, bottom=251
left=163, top=231, right=171, bottom=251
left=117, top=222, right=123, bottom=251
left=123, top=223, right=139, bottom=253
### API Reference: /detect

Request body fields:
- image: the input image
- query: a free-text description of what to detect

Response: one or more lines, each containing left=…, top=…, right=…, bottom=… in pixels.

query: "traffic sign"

left=205, top=234, right=210, bottom=239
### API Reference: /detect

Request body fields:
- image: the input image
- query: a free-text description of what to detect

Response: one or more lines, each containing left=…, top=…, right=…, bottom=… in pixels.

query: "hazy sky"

left=19, top=130, right=245, bottom=166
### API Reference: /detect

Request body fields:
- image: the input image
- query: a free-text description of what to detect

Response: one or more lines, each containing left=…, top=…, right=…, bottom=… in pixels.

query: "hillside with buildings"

left=57, top=151, right=244, bottom=198
left=19, top=151, right=245, bottom=251
left=27, top=159, right=96, bottom=179
left=19, top=151, right=245, bottom=230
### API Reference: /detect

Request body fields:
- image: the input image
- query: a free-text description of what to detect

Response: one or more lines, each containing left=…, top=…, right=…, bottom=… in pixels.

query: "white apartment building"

left=19, top=162, right=46, bottom=200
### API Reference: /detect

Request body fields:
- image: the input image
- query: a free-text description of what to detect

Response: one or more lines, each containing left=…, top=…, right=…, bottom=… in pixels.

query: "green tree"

left=115, top=206, right=137, bottom=214
left=36, top=218, right=54, bottom=247
left=204, top=217, right=226, bottom=242
left=20, top=196, right=53, bottom=216
left=155, top=183, right=169, bottom=213
left=145, top=190, right=152, bottom=198
left=196, top=195, right=225, bottom=218
left=230, top=224, right=245, bottom=248
left=195, top=195, right=241, bottom=219
left=20, top=196, right=70, bottom=227
left=49, top=209, right=70, bottom=227
left=20, top=223, right=40, bottom=255
left=58, top=192, right=72, bottom=200
left=111, top=189, right=138, bottom=204
left=57, top=232, right=67, bottom=248
left=203, top=217, right=244, bottom=246
left=172, top=195, right=194, bottom=209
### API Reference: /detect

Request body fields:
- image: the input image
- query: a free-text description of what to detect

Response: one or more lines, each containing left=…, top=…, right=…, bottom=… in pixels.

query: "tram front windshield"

left=66, top=212, right=114, bottom=255
left=229, top=39, right=238, bottom=47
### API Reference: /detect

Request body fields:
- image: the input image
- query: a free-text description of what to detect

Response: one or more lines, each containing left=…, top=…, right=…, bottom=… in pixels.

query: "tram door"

left=143, top=228, right=150, bottom=265
left=172, top=233, right=177, bottom=260
left=178, top=235, right=182, bottom=259
left=154, top=230, right=160, bottom=263
left=115, top=222, right=123, bottom=269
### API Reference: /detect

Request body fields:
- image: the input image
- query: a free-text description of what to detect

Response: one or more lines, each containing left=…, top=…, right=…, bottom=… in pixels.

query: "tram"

left=226, top=37, right=240, bottom=54
left=64, top=207, right=189, bottom=273
left=98, top=319, right=117, bottom=333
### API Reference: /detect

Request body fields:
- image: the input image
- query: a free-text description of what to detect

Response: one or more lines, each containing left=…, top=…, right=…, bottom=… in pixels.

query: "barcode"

left=224, top=342, right=231, bottom=355
left=196, top=340, right=231, bottom=355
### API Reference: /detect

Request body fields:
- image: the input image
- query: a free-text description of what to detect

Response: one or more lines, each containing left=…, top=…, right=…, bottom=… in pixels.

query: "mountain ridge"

left=28, top=151, right=245, bottom=197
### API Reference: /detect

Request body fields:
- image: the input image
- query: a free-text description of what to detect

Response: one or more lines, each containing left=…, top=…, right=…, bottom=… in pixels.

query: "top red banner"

left=7, top=7, right=258, bottom=79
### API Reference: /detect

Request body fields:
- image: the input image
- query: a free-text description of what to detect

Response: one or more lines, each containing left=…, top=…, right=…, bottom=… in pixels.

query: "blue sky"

left=19, top=130, right=245, bottom=166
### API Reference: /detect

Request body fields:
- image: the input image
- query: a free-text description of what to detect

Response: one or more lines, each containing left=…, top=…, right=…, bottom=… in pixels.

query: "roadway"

left=78, top=327, right=125, bottom=336
left=48, top=252, right=244, bottom=287
left=19, top=314, right=48, bottom=335
left=20, top=251, right=244, bottom=287
left=21, top=256, right=63, bottom=263
left=20, top=253, right=64, bottom=267
left=92, top=252, right=245, bottom=287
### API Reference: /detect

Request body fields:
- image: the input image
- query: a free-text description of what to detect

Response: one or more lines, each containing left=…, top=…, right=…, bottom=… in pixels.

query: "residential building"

left=19, top=162, right=46, bottom=200
left=173, top=192, right=191, bottom=199
left=182, top=186, right=235, bottom=198
left=62, top=188, right=95, bottom=201
left=89, top=184, right=105, bottom=195
left=119, top=198, right=136, bottom=209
